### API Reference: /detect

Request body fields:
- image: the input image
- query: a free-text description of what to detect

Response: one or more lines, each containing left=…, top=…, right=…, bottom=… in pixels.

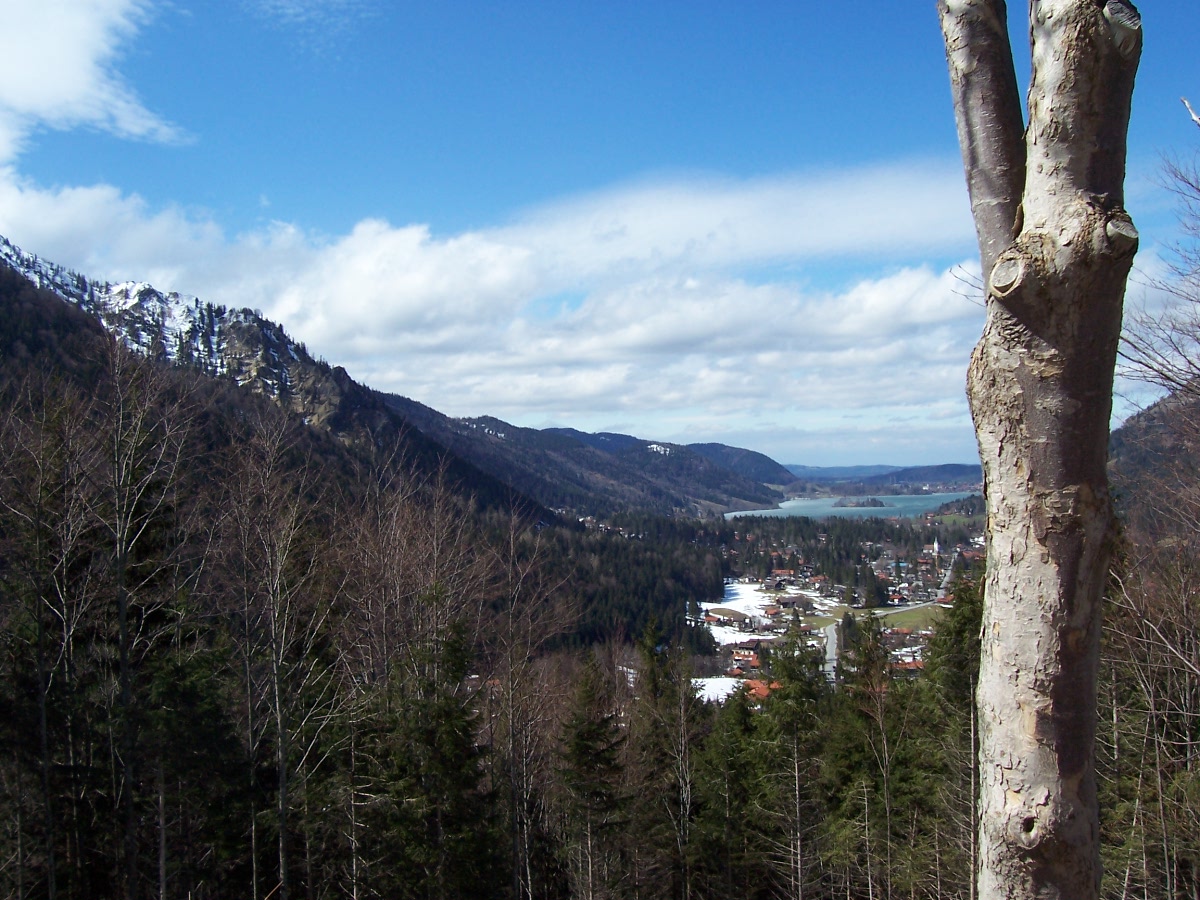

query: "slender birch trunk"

left=938, top=2, right=1141, bottom=897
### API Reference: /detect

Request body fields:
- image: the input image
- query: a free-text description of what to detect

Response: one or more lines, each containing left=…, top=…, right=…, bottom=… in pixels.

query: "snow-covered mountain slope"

left=0, top=234, right=319, bottom=408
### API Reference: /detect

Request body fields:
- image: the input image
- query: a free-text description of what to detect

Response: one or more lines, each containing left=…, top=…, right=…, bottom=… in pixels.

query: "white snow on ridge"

left=0, top=235, right=297, bottom=391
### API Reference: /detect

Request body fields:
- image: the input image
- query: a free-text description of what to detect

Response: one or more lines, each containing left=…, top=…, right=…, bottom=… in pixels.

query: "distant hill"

left=382, top=403, right=785, bottom=517
left=544, top=428, right=644, bottom=453
left=860, top=463, right=982, bottom=487
left=785, top=464, right=904, bottom=481
left=1108, top=388, right=1200, bottom=536
left=686, top=443, right=796, bottom=484
left=783, top=463, right=982, bottom=485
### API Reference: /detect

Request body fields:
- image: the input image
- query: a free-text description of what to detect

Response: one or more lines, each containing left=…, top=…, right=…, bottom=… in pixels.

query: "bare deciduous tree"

left=0, top=374, right=98, bottom=900
left=93, top=343, right=193, bottom=900
left=938, top=2, right=1142, bottom=897
left=1108, top=128, right=1200, bottom=896
left=219, top=411, right=337, bottom=900
left=1122, top=151, right=1200, bottom=408
left=483, top=519, right=575, bottom=900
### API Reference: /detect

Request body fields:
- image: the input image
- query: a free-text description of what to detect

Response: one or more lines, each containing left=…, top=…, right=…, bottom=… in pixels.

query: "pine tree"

left=693, top=688, right=763, bottom=898
left=367, top=616, right=504, bottom=900
left=625, top=620, right=709, bottom=900
left=756, top=622, right=829, bottom=899
left=558, top=655, right=625, bottom=900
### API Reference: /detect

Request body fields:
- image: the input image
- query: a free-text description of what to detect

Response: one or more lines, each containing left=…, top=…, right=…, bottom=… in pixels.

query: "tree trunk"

left=274, top=636, right=290, bottom=900
left=15, top=747, right=26, bottom=900
left=938, top=2, right=1141, bottom=898
left=157, top=761, right=166, bottom=900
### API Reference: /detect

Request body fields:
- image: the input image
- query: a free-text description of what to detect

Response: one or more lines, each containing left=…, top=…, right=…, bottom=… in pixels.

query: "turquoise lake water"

left=725, top=492, right=978, bottom=520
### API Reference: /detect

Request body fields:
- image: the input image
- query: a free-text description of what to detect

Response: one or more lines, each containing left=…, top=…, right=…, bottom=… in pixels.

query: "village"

left=692, top=525, right=986, bottom=703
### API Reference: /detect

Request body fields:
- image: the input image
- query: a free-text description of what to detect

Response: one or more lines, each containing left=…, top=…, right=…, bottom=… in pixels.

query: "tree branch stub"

left=989, top=253, right=1025, bottom=298
left=1105, top=214, right=1139, bottom=256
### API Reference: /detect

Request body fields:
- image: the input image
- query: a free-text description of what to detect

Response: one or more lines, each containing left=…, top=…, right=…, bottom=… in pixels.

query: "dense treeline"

left=539, top=515, right=725, bottom=650
left=0, top=339, right=545, bottom=900
left=723, top=514, right=977, bottom=586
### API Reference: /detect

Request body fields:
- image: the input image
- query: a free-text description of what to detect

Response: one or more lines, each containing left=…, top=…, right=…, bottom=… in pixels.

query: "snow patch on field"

left=707, top=581, right=771, bottom=617
left=694, top=677, right=742, bottom=703
left=700, top=582, right=784, bottom=646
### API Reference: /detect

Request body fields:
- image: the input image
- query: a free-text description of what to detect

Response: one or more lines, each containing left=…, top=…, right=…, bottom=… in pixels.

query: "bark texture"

left=937, top=2, right=1141, bottom=898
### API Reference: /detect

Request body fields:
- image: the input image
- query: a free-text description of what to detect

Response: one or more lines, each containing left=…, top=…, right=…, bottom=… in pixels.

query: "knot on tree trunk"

left=989, top=252, right=1025, bottom=298
left=982, top=203, right=1135, bottom=352
left=1105, top=212, right=1138, bottom=256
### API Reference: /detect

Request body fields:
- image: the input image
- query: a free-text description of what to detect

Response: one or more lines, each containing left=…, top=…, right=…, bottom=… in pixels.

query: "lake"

left=725, top=492, right=978, bottom=520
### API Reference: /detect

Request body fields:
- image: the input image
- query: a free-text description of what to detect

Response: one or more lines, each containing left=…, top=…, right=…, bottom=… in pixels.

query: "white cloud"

left=0, top=170, right=223, bottom=285
left=504, top=164, right=972, bottom=284
left=0, top=0, right=181, bottom=163
left=243, top=0, right=379, bottom=51
left=248, top=0, right=371, bottom=24
left=270, top=219, right=539, bottom=349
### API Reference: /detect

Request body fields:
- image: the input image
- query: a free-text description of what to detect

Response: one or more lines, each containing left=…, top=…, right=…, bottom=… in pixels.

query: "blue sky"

left=0, top=1, right=1196, bottom=466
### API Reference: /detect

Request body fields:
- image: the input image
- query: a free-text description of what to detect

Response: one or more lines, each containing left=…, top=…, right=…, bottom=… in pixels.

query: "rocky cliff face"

left=0, top=235, right=356, bottom=432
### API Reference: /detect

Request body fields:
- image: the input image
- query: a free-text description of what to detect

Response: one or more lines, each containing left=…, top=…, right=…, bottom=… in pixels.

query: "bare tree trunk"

left=248, top=662, right=261, bottom=900
left=938, top=2, right=1141, bottom=898
left=864, top=781, right=875, bottom=900
left=969, top=672, right=977, bottom=900
left=487, top=521, right=570, bottom=900
left=793, top=739, right=805, bottom=900
left=348, top=728, right=359, bottom=900
left=157, top=762, right=166, bottom=900
left=15, top=747, right=26, bottom=900
left=37, top=619, right=58, bottom=900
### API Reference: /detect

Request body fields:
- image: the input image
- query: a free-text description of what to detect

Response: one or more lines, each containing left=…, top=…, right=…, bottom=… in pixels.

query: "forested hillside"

left=383, top=399, right=786, bottom=517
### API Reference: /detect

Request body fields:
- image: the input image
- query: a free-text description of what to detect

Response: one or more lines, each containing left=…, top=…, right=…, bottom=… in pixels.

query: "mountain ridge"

left=0, top=236, right=786, bottom=516
left=0, top=234, right=979, bottom=517
left=381, top=398, right=786, bottom=517
left=0, top=236, right=551, bottom=518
